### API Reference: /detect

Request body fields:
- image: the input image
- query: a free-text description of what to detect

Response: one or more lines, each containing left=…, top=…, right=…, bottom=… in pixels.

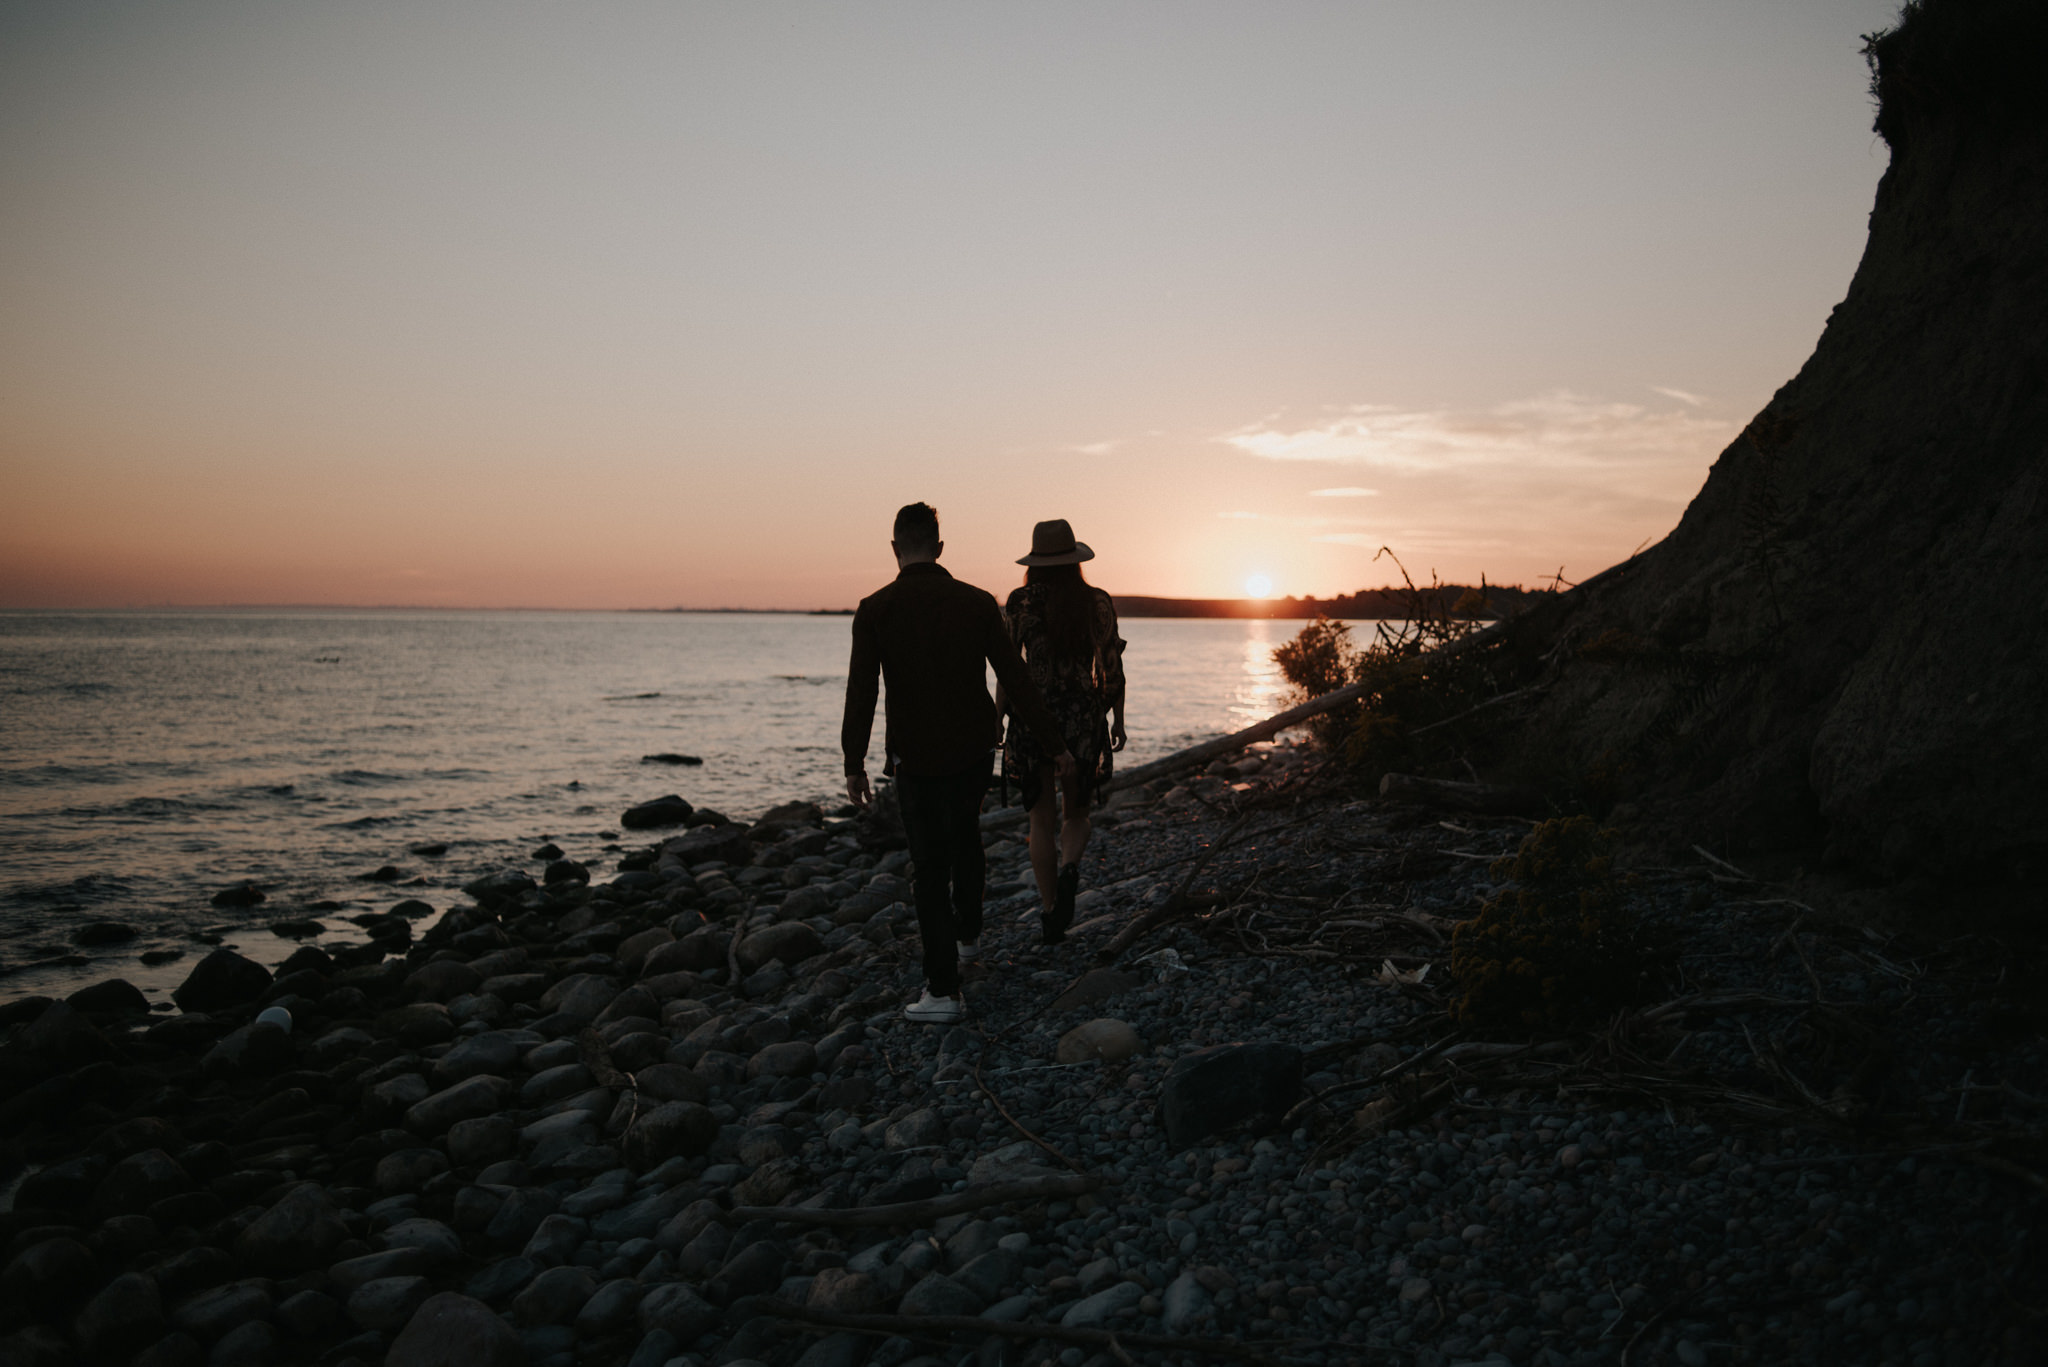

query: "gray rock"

left=1054, top=1018, right=1143, bottom=1064
left=131, top=1331, right=203, bottom=1367
left=747, top=1040, right=819, bottom=1079
left=484, top=1188, right=559, bottom=1245
left=636, top=1282, right=718, bottom=1342
left=380, top=1218, right=462, bottom=1269
left=521, top=1062, right=595, bottom=1107
left=1155, top=1042, right=1303, bottom=1146
left=624, top=1328, right=679, bottom=1367
left=172, top=949, right=271, bottom=1013
left=621, top=1101, right=719, bottom=1171
left=374, top=1148, right=451, bottom=1194
left=75, top=1271, right=164, bottom=1356
left=1061, top=1280, right=1142, bottom=1328
left=736, top=921, right=825, bottom=973
left=805, top=1268, right=881, bottom=1314
left=171, top=1279, right=273, bottom=1337
left=235, top=1185, right=345, bottom=1272
left=447, top=1115, right=517, bottom=1167
left=511, top=1265, right=596, bottom=1325
left=95, top=1148, right=191, bottom=1215
left=573, top=1277, right=644, bottom=1333
left=405, top=1074, right=513, bottom=1133
left=793, top=1332, right=868, bottom=1367
left=431, top=1031, right=522, bottom=1084
left=0, top=1236, right=96, bottom=1304
left=387, top=1292, right=522, bottom=1367
left=884, top=1108, right=944, bottom=1150
left=347, top=1275, right=432, bottom=1331
left=522, top=1214, right=588, bottom=1266
left=633, top=1062, right=709, bottom=1103
left=274, top=1289, right=340, bottom=1338
left=206, top=1319, right=275, bottom=1367
left=1161, top=1271, right=1212, bottom=1333
left=368, top=1073, right=432, bottom=1122
left=898, top=1273, right=984, bottom=1318
left=466, top=1256, right=539, bottom=1305
left=953, top=1249, right=1022, bottom=1303
left=536, top=974, right=619, bottom=1023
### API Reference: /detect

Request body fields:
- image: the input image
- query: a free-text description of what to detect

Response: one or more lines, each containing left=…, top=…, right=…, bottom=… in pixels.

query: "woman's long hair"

left=1025, top=563, right=1101, bottom=667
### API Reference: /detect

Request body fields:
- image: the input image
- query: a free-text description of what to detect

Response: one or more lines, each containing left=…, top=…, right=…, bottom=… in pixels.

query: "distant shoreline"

left=2, top=585, right=1538, bottom=617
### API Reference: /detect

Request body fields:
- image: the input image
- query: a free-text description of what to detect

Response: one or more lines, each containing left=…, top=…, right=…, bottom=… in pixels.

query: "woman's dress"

left=1000, top=583, right=1125, bottom=807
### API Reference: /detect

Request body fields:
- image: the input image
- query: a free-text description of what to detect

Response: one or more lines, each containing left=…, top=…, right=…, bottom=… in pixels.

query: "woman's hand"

left=1110, top=716, right=1127, bottom=752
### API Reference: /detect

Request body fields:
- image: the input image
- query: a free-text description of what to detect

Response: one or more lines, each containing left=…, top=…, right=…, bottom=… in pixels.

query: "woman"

left=998, top=519, right=1126, bottom=944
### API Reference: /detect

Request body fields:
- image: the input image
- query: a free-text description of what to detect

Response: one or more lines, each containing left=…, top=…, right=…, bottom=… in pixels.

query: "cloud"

left=1218, top=391, right=1735, bottom=474
left=1309, top=486, right=1378, bottom=498
left=1651, top=386, right=1706, bottom=406
left=1071, top=440, right=1121, bottom=456
left=1216, top=510, right=1260, bottom=520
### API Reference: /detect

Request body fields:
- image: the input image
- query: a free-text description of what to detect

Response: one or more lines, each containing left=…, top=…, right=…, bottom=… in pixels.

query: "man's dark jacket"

left=842, top=562, right=1065, bottom=777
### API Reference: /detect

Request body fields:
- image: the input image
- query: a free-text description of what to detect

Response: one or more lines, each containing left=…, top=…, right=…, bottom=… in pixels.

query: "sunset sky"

left=2, top=1, right=1899, bottom=609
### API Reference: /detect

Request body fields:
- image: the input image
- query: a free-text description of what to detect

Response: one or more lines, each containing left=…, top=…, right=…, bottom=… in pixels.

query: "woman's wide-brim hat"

left=1017, top=518, right=1094, bottom=566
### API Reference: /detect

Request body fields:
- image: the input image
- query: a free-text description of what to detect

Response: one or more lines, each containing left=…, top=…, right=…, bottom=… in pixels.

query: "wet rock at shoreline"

left=620, top=795, right=694, bottom=830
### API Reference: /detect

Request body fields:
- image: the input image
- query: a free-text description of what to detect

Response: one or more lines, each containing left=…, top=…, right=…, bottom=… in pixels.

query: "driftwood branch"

left=1095, top=813, right=1249, bottom=964
left=722, top=1174, right=1099, bottom=1228
left=1377, top=773, right=1543, bottom=816
left=750, top=1302, right=1297, bottom=1366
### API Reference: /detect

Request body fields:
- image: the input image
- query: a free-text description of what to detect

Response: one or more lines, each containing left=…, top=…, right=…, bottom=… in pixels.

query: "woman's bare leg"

left=1028, top=773, right=1059, bottom=914
left=1059, top=762, right=1092, bottom=868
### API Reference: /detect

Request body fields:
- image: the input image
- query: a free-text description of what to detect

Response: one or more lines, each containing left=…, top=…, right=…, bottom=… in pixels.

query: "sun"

left=1245, top=574, right=1274, bottom=599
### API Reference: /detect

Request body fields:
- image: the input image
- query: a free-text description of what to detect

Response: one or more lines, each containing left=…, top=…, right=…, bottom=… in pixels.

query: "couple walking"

left=840, top=502, right=1126, bottom=1024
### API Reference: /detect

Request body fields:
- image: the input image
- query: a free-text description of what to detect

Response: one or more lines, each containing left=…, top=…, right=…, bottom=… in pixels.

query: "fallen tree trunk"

left=721, top=1173, right=1099, bottom=1228
left=980, top=621, right=1508, bottom=830
left=1377, top=772, right=1544, bottom=816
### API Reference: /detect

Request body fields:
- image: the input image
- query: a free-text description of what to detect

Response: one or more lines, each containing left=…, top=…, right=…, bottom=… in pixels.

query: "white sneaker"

left=956, top=938, right=981, bottom=961
left=903, top=989, right=965, bottom=1024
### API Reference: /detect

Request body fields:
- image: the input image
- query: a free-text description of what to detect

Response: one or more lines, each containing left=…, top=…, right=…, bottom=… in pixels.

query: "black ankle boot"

left=1044, top=861, right=1079, bottom=945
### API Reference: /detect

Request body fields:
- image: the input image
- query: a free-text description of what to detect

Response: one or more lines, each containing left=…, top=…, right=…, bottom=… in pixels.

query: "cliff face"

left=1495, top=0, right=2048, bottom=899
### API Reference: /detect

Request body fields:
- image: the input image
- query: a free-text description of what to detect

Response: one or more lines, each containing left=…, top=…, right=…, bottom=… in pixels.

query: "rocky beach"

left=0, top=738, right=2040, bottom=1367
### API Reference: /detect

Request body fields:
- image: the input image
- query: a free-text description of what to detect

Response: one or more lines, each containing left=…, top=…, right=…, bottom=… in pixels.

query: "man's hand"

left=847, top=770, right=874, bottom=810
left=1053, top=749, right=1077, bottom=783
left=1110, top=718, right=1127, bottom=752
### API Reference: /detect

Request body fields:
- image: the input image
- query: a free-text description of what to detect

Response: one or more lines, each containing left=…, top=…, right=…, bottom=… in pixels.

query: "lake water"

left=0, top=608, right=1331, bottom=1001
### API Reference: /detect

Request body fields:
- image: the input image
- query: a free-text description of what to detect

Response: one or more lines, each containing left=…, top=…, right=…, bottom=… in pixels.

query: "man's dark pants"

left=893, top=757, right=990, bottom=998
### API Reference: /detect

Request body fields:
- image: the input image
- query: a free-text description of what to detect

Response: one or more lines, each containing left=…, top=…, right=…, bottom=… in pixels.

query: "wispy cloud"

left=1071, top=439, right=1121, bottom=456
left=1309, top=486, right=1378, bottom=498
left=1216, top=510, right=1260, bottom=520
left=1219, top=391, right=1734, bottom=473
left=1650, top=386, right=1706, bottom=407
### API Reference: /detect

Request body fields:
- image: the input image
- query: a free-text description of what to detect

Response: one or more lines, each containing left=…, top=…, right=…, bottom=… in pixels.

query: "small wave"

left=58, top=795, right=238, bottom=820
left=603, top=692, right=662, bottom=701
left=6, top=873, right=134, bottom=904
left=330, top=769, right=405, bottom=786
left=327, top=814, right=410, bottom=829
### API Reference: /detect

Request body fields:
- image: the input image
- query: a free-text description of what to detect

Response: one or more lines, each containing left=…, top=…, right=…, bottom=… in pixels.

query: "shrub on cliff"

left=1448, top=817, right=1660, bottom=1030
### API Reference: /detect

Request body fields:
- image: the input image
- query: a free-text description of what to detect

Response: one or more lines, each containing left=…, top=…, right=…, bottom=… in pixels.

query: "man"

left=842, top=502, right=1074, bottom=1024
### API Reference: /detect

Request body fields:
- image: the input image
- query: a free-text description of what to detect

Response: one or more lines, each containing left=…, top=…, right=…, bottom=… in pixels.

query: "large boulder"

left=234, top=1183, right=346, bottom=1272
left=621, top=1102, right=718, bottom=1172
left=641, top=929, right=729, bottom=977
left=735, top=922, right=824, bottom=974
left=621, top=795, right=694, bottom=830
left=659, top=823, right=752, bottom=867
left=388, top=1294, right=522, bottom=1367
left=1156, top=1042, right=1302, bottom=1147
left=536, top=974, right=619, bottom=1023
left=171, top=949, right=271, bottom=1014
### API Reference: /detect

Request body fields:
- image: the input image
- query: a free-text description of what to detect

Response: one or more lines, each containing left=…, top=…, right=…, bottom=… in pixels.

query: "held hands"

left=846, top=770, right=874, bottom=810
left=1053, top=749, right=1077, bottom=783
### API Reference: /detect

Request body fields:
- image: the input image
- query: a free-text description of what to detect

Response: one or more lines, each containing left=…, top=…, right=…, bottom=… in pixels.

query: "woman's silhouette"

left=997, top=519, right=1126, bottom=943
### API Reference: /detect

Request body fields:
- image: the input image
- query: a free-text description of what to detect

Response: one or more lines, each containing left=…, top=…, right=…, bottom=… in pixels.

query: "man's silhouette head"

left=892, top=502, right=942, bottom=567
